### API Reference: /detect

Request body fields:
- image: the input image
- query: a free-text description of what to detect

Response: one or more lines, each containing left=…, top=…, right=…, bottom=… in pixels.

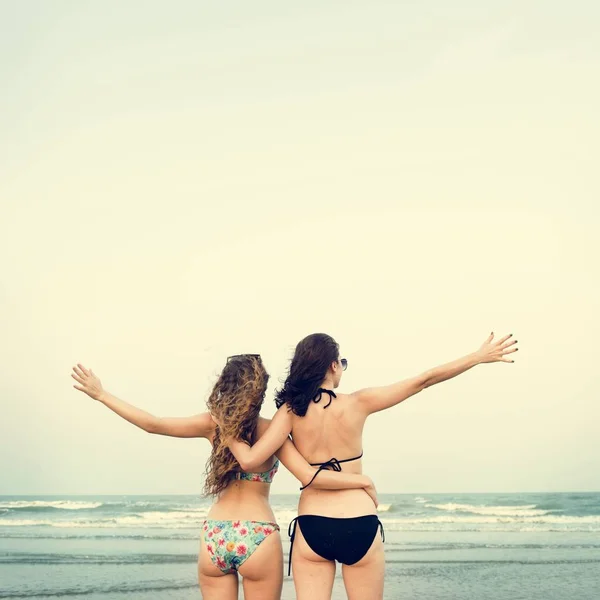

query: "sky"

left=1, top=1, right=598, bottom=495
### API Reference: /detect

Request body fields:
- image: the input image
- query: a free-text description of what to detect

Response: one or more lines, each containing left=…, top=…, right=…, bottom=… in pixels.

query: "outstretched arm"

left=355, top=332, right=518, bottom=416
left=276, top=437, right=378, bottom=506
left=223, top=405, right=293, bottom=470
left=71, top=363, right=215, bottom=438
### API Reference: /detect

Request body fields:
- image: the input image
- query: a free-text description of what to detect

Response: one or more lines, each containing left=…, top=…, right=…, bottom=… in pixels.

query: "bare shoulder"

left=339, top=390, right=364, bottom=412
left=198, top=412, right=218, bottom=443
left=326, top=390, right=369, bottom=427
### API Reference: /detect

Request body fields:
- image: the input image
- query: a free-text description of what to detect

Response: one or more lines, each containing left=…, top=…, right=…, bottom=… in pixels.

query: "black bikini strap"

left=300, top=452, right=364, bottom=491
left=299, top=458, right=342, bottom=491
left=287, top=517, right=299, bottom=576
left=378, top=518, right=386, bottom=543
left=309, top=451, right=364, bottom=467
left=313, top=388, right=336, bottom=408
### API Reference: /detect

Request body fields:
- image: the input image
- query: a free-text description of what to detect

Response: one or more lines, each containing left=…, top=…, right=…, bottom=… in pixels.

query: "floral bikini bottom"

left=202, top=519, right=280, bottom=574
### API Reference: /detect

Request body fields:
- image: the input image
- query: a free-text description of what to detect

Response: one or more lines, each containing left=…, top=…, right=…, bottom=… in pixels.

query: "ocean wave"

left=0, top=518, right=201, bottom=529
left=2, top=508, right=599, bottom=529
left=424, top=502, right=556, bottom=518
left=0, top=500, right=103, bottom=511
left=384, top=558, right=600, bottom=565
left=385, top=540, right=600, bottom=550
left=0, top=506, right=213, bottom=528
left=377, top=514, right=600, bottom=532
left=380, top=514, right=600, bottom=525
left=0, top=532, right=200, bottom=540
left=0, top=580, right=197, bottom=599
left=0, top=552, right=197, bottom=565
left=0, top=500, right=212, bottom=515
left=1, top=497, right=598, bottom=533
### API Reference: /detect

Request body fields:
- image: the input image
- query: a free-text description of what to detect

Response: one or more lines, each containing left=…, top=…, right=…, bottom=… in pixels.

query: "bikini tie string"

left=313, top=388, right=336, bottom=408
left=287, top=517, right=299, bottom=576
left=299, top=458, right=342, bottom=491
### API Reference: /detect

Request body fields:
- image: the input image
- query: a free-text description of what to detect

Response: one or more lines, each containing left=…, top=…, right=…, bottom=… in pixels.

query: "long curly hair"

left=203, top=355, right=269, bottom=496
left=275, top=333, right=340, bottom=417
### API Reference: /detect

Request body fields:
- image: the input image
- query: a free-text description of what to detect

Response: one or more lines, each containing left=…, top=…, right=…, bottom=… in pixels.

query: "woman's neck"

left=320, top=377, right=335, bottom=390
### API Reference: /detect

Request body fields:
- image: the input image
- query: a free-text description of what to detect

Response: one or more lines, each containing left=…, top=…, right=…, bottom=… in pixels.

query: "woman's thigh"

left=238, top=530, right=284, bottom=600
left=291, top=522, right=336, bottom=600
left=341, top=534, right=385, bottom=600
left=198, top=532, right=238, bottom=600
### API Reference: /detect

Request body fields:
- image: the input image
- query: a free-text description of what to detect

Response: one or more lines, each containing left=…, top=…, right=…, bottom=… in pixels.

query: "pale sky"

left=1, top=1, right=598, bottom=495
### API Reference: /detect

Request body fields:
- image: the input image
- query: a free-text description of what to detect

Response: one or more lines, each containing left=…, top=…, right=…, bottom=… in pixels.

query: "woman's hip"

left=298, top=488, right=377, bottom=518
left=200, top=518, right=281, bottom=575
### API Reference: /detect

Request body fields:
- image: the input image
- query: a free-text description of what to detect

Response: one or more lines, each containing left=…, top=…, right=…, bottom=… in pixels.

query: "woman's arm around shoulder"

left=223, top=405, right=293, bottom=471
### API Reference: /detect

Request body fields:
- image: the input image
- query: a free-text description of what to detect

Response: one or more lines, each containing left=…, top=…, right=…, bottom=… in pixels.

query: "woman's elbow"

left=298, top=468, right=315, bottom=488
left=299, top=475, right=311, bottom=488
left=235, top=456, right=253, bottom=471
left=144, top=417, right=161, bottom=434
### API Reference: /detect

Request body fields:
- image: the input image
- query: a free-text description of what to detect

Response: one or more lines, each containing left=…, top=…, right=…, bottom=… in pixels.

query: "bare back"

left=290, top=392, right=374, bottom=518
left=208, top=418, right=278, bottom=522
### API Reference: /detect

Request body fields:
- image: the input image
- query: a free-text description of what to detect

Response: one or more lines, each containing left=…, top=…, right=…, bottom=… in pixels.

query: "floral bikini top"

left=234, top=459, right=279, bottom=483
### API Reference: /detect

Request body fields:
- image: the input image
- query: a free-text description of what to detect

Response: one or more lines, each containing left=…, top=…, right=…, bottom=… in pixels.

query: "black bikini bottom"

left=287, top=514, right=385, bottom=575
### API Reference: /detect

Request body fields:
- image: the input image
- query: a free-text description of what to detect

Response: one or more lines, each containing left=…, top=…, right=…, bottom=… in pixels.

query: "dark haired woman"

left=71, top=354, right=377, bottom=600
left=225, top=333, right=518, bottom=600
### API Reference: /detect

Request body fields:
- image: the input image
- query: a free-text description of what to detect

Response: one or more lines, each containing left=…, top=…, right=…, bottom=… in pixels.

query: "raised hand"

left=476, top=332, right=519, bottom=364
left=71, top=364, right=105, bottom=401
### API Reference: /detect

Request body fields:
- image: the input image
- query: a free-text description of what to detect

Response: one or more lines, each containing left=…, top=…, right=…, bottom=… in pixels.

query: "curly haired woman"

left=224, top=333, right=519, bottom=600
left=71, top=354, right=377, bottom=600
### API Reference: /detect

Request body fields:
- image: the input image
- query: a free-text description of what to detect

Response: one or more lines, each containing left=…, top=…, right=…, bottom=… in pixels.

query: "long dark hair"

left=204, top=355, right=269, bottom=496
left=275, top=333, right=339, bottom=416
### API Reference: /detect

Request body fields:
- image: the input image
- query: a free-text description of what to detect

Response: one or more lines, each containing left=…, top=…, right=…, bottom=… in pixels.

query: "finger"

left=71, top=373, right=85, bottom=384
left=486, top=332, right=494, bottom=343
left=500, top=339, right=518, bottom=349
left=501, top=347, right=518, bottom=355
left=499, top=357, right=515, bottom=363
left=496, top=333, right=513, bottom=345
left=73, top=365, right=86, bottom=379
left=73, top=384, right=85, bottom=391
left=77, top=363, right=90, bottom=376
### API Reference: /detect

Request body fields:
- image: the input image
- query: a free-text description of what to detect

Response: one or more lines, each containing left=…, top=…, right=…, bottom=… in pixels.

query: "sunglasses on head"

left=226, top=353, right=261, bottom=363
left=340, top=358, right=348, bottom=371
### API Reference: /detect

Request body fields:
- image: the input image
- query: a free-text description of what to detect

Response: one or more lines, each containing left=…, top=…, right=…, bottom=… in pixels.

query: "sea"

left=1, top=492, right=599, bottom=599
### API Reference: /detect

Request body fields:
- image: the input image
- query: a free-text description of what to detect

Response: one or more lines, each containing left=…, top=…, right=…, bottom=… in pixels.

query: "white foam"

left=425, top=503, right=554, bottom=518
left=2, top=503, right=597, bottom=533
left=0, top=509, right=210, bottom=529
left=0, top=500, right=103, bottom=510
left=379, top=514, right=600, bottom=525
left=115, top=510, right=210, bottom=526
